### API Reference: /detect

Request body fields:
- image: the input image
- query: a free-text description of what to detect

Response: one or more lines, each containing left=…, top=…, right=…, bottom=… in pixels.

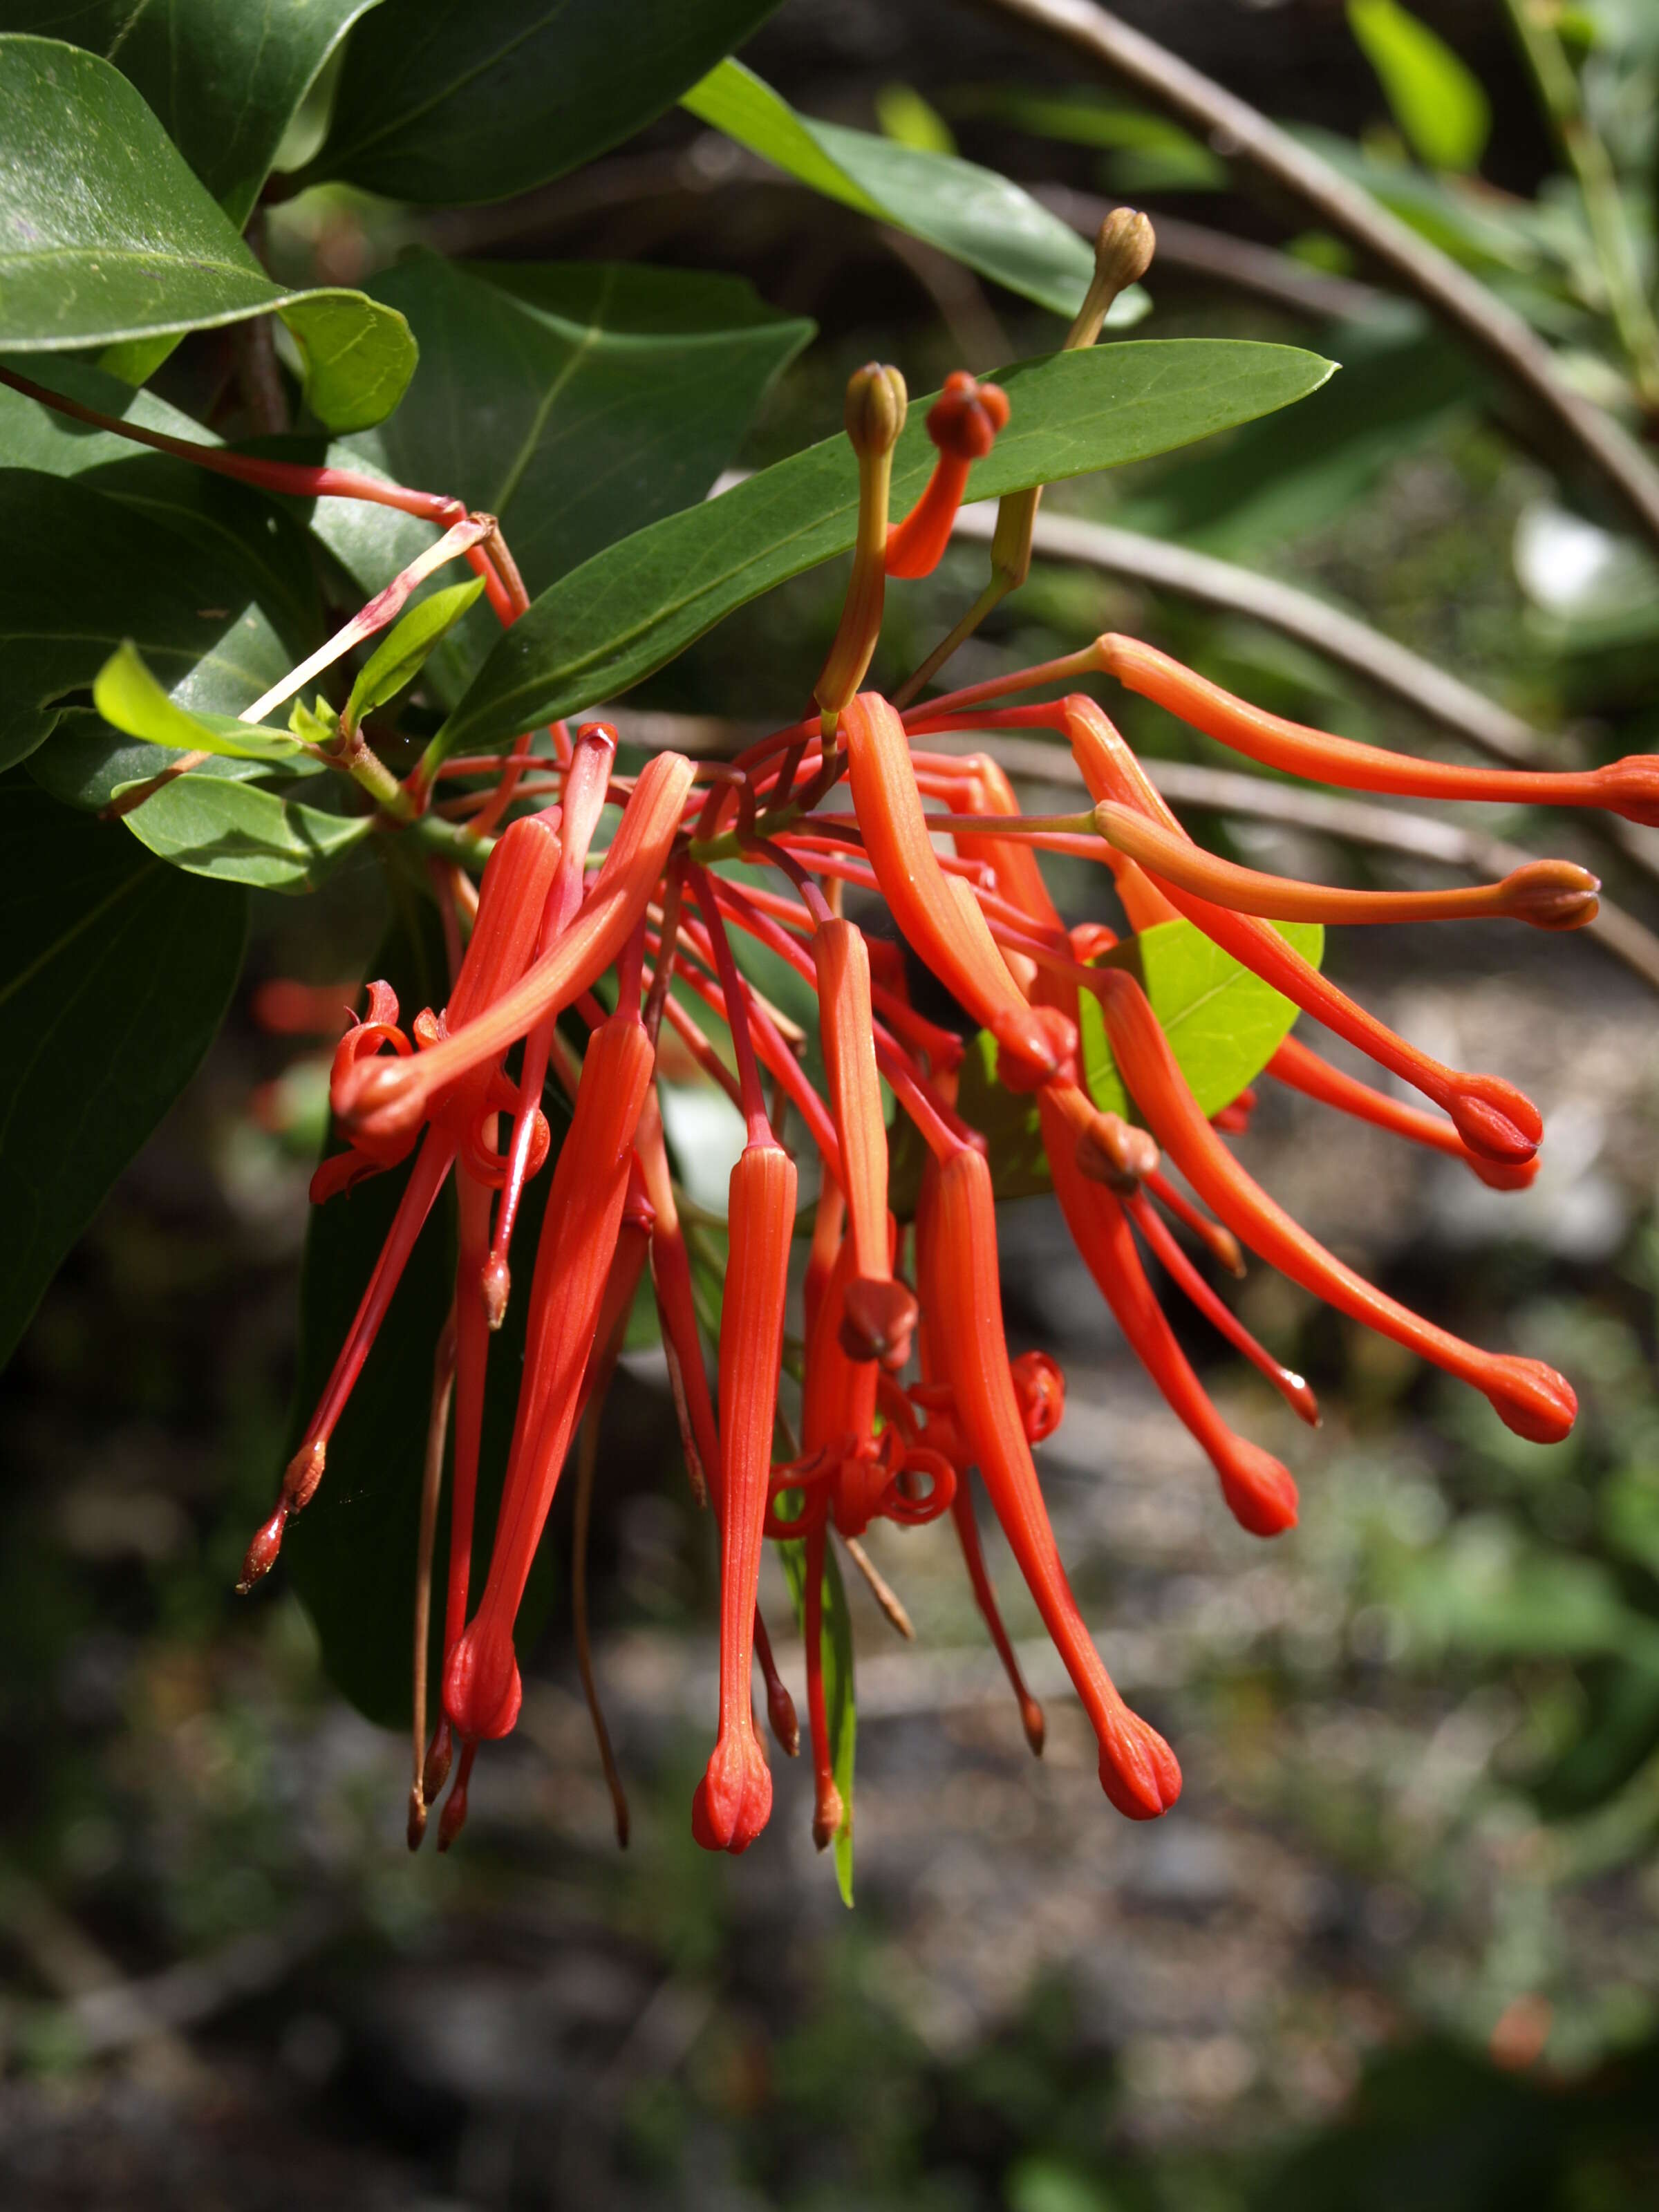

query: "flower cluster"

left=212, top=266, right=1659, bottom=1861
left=32, top=205, right=1644, bottom=1859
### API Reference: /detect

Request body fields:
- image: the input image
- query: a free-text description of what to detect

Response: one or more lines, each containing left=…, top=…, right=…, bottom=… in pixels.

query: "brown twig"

left=973, top=0, right=1659, bottom=556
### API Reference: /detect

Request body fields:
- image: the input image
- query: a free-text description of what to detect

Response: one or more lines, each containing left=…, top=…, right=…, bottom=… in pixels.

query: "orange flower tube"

left=693, top=1134, right=797, bottom=1853
left=885, top=373, right=1009, bottom=580
left=1099, top=633, right=1659, bottom=824
left=1093, top=966, right=1577, bottom=1445
left=444, top=1004, right=655, bottom=1744
left=921, top=1143, right=1181, bottom=1817
left=843, top=691, right=1074, bottom=1088
left=1266, top=1035, right=1539, bottom=1191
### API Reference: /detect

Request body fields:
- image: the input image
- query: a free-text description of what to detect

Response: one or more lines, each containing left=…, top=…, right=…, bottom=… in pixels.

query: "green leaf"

left=442, top=337, right=1336, bottom=753
left=27, top=708, right=321, bottom=814
left=0, top=37, right=415, bottom=430
left=1348, top=0, right=1492, bottom=174
left=95, top=645, right=302, bottom=762
left=355, top=254, right=813, bottom=602
left=113, top=771, right=373, bottom=891
left=345, top=577, right=486, bottom=730
left=971, top=87, right=1228, bottom=191
left=1080, top=918, right=1324, bottom=1123
left=777, top=1535, right=856, bottom=1904
left=874, top=82, right=956, bottom=156
left=282, top=899, right=566, bottom=1728
left=0, top=783, right=247, bottom=1367
left=310, top=0, right=782, bottom=205
left=0, top=467, right=313, bottom=775
left=684, top=59, right=1147, bottom=325
left=4, top=1, right=382, bottom=226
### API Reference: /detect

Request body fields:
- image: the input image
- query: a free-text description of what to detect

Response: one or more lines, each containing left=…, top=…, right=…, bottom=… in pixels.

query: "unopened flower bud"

left=844, top=362, right=907, bottom=456
left=1068, top=208, right=1155, bottom=350
left=1076, top=1110, right=1159, bottom=1190
left=1499, top=859, right=1600, bottom=930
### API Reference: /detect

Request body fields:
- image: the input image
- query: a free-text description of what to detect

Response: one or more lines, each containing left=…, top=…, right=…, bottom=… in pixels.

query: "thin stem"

left=409, top=1306, right=458, bottom=1850
left=687, top=865, right=772, bottom=1144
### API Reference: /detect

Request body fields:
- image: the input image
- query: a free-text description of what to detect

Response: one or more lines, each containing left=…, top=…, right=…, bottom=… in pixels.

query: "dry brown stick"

left=974, top=0, right=1659, bottom=557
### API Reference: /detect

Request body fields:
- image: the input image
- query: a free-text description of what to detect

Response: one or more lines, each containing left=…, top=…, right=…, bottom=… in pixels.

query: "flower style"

left=176, top=209, right=1659, bottom=1869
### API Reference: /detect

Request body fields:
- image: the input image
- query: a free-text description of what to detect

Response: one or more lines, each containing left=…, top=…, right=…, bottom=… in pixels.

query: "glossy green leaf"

left=26, top=708, right=321, bottom=814
left=310, top=0, right=782, bottom=205
left=442, top=338, right=1336, bottom=753
left=0, top=782, right=247, bottom=1367
left=683, top=59, right=1147, bottom=326
left=95, top=645, right=303, bottom=762
left=360, top=256, right=814, bottom=603
left=1348, top=0, right=1491, bottom=174
left=113, top=771, right=373, bottom=891
left=0, top=37, right=415, bottom=430
left=4, top=1, right=382, bottom=226
left=345, top=577, right=485, bottom=730
left=0, top=467, right=314, bottom=775
left=1079, top=918, right=1324, bottom=1123
left=970, top=87, right=1228, bottom=191
left=778, top=1535, right=856, bottom=1904
left=281, top=900, right=567, bottom=1729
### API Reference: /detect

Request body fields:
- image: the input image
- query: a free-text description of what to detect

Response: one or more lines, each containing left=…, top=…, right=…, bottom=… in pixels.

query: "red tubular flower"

left=1059, top=695, right=1544, bottom=1165
left=1266, top=1035, right=1539, bottom=1192
left=1090, top=800, right=1601, bottom=931
left=1039, top=1094, right=1301, bottom=1537
left=1092, top=965, right=1577, bottom=1444
left=692, top=1134, right=796, bottom=1853
left=444, top=995, right=656, bottom=1746
left=307, top=983, right=415, bottom=1202
left=241, top=816, right=563, bottom=1590
left=1098, top=632, right=1659, bottom=824
left=843, top=691, right=1074, bottom=1089
left=337, top=751, right=694, bottom=1149
left=813, top=917, right=918, bottom=1367
left=885, top=373, right=1010, bottom=580
left=919, top=1143, right=1181, bottom=1817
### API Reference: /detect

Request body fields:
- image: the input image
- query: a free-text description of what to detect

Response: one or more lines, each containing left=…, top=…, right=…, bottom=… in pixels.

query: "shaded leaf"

left=0, top=782, right=247, bottom=1365
left=443, top=337, right=1337, bottom=753
left=311, top=0, right=782, bottom=205
left=0, top=467, right=312, bottom=774
left=4, top=0, right=382, bottom=225
left=26, top=708, right=320, bottom=814
left=114, top=771, right=373, bottom=891
left=0, top=37, right=415, bottom=430
left=684, top=59, right=1148, bottom=325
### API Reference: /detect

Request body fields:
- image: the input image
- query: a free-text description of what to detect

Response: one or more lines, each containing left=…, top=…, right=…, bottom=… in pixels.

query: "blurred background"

left=5, top=0, right=1659, bottom=2203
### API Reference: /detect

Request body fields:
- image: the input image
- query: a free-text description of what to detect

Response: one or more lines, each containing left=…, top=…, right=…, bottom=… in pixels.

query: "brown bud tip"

left=282, top=1436, right=327, bottom=1515
left=422, top=1720, right=454, bottom=1806
left=1500, top=859, right=1601, bottom=930
left=1020, top=1696, right=1047, bottom=1759
left=1076, top=1110, right=1159, bottom=1190
left=406, top=1785, right=429, bottom=1852
left=924, top=371, right=1011, bottom=462
left=481, top=1253, right=511, bottom=1331
left=1094, top=207, right=1156, bottom=292
left=235, top=1503, right=288, bottom=1595
left=436, top=1777, right=470, bottom=1853
left=1208, top=1224, right=1246, bottom=1277
left=767, top=1674, right=800, bottom=1759
left=839, top=1277, right=921, bottom=1371
left=812, top=1780, right=845, bottom=1853
left=844, top=362, right=908, bottom=456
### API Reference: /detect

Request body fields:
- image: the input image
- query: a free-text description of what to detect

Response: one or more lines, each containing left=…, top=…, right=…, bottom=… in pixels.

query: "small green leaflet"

left=344, top=577, right=487, bottom=732
left=902, top=917, right=1325, bottom=1212
left=778, top=1536, right=856, bottom=1905
left=1080, top=917, right=1325, bottom=1122
left=95, top=645, right=303, bottom=765
left=115, top=774, right=373, bottom=892
left=0, top=37, right=415, bottom=431
left=683, top=59, right=1148, bottom=326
